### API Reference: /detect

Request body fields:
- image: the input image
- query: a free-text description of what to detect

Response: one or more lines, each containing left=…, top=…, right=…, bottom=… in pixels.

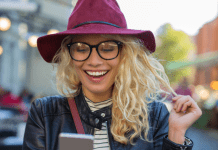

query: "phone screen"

left=59, top=133, right=94, bottom=150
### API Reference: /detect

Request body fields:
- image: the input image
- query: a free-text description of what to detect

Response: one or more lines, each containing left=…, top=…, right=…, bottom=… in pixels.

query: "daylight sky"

left=117, top=0, right=218, bottom=36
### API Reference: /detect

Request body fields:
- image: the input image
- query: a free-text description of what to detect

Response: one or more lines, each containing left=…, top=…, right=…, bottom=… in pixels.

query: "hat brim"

left=37, top=24, right=156, bottom=63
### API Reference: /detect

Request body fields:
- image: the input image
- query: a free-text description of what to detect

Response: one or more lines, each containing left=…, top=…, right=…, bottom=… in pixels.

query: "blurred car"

left=0, top=92, right=28, bottom=121
left=0, top=106, right=27, bottom=150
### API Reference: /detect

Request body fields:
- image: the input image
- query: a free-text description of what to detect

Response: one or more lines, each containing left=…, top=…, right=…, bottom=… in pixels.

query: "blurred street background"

left=0, top=0, right=218, bottom=149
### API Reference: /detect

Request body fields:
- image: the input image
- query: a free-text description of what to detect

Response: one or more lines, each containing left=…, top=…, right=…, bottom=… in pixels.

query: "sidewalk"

left=186, top=127, right=218, bottom=150
left=199, top=128, right=218, bottom=141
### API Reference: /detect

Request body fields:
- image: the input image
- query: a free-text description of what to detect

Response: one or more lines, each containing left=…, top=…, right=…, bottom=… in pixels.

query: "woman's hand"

left=168, top=95, right=202, bottom=144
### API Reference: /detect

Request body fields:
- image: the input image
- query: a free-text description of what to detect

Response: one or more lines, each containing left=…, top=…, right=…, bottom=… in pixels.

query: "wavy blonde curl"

left=52, top=34, right=176, bottom=145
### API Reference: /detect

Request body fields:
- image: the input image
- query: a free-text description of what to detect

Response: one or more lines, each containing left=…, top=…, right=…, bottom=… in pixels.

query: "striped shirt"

left=84, top=96, right=112, bottom=150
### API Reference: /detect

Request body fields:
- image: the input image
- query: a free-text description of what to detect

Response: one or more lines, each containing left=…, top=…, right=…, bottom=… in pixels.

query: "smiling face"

left=71, top=34, right=122, bottom=102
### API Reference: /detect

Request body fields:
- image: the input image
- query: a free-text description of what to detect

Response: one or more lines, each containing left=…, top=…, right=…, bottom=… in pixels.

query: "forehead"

left=72, top=34, right=114, bottom=44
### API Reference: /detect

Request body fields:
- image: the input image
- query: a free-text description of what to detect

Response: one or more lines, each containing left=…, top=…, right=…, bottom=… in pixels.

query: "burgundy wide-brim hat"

left=37, top=0, right=156, bottom=63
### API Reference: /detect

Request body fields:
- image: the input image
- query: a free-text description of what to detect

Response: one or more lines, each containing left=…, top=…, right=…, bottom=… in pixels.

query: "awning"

left=166, top=51, right=218, bottom=71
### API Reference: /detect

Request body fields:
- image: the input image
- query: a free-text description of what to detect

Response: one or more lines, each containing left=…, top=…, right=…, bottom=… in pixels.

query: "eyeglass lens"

left=69, top=41, right=119, bottom=61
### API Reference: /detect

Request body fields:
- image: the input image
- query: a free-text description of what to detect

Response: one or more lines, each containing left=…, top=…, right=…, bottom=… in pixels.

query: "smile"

left=84, top=70, right=109, bottom=83
left=85, top=71, right=109, bottom=77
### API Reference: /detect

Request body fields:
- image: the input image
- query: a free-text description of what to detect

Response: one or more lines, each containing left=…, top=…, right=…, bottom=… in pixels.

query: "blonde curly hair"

left=52, top=34, right=176, bottom=145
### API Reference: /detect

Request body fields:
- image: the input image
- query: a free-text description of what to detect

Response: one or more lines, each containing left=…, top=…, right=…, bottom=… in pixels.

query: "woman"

left=23, top=0, right=202, bottom=149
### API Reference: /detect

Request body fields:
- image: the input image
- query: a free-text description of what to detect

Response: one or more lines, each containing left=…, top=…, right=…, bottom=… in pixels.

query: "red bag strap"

left=68, top=98, right=85, bottom=134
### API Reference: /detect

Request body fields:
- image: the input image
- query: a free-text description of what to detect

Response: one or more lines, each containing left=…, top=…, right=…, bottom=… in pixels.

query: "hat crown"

left=67, top=0, right=127, bottom=30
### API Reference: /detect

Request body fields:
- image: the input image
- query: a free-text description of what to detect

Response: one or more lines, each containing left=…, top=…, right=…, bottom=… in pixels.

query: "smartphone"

left=59, top=133, right=94, bottom=150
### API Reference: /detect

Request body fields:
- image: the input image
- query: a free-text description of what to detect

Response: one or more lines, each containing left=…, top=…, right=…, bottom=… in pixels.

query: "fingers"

left=172, top=95, right=183, bottom=99
left=172, top=95, right=202, bottom=117
left=169, top=95, right=203, bottom=131
left=181, top=101, right=192, bottom=112
left=172, top=95, right=183, bottom=101
left=172, top=95, right=192, bottom=113
left=176, top=97, right=189, bottom=112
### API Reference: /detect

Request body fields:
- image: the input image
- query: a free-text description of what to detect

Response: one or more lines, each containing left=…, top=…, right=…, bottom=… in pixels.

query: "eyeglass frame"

left=67, top=40, right=123, bottom=61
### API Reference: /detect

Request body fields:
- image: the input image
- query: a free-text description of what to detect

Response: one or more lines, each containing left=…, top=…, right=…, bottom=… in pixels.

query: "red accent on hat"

left=37, top=0, right=156, bottom=63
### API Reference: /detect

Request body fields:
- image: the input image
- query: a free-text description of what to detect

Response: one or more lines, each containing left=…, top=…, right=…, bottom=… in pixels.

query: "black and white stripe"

left=84, top=96, right=112, bottom=150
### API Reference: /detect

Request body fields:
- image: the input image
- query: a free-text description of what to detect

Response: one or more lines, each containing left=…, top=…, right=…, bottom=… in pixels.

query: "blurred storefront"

left=166, top=16, right=218, bottom=98
left=194, top=16, right=218, bottom=130
left=166, top=16, right=218, bottom=130
left=0, top=0, right=77, bottom=148
left=0, top=0, right=77, bottom=96
left=195, top=16, right=218, bottom=87
left=194, top=16, right=218, bottom=107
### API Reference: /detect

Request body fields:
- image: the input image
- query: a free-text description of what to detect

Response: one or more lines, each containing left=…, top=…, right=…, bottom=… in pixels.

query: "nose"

left=86, top=48, right=103, bottom=66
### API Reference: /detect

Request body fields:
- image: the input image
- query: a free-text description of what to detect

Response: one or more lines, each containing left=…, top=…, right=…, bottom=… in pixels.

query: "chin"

left=90, top=84, right=110, bottom=93
left=82, top=83, right=112, bottom=94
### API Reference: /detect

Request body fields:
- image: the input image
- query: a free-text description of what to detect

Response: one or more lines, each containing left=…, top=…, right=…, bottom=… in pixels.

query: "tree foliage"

left=153, top=23, right=195, bottom=84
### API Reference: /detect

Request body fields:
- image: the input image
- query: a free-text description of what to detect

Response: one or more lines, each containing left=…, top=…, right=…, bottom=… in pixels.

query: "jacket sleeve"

left=153, top=102, right=194, bottom=150
left=22, top=99, right=46, bottom=150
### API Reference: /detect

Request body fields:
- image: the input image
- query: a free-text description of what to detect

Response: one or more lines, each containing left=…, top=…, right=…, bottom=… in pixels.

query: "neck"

left=82, top=86, right=112, bottom=103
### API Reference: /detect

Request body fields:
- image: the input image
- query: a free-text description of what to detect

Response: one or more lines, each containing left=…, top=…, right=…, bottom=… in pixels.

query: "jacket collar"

left=74, top=88, right=112, bottom=129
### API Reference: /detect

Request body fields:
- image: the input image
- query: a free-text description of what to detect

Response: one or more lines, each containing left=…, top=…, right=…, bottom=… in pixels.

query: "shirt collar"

left=74, top=88, right=112, bottom=129
left=83, top=93, right=112, bottom=112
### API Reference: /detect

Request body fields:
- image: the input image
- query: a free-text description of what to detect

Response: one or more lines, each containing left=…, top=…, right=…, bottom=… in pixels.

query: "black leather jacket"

left=22, top=89, right=193, bottom=150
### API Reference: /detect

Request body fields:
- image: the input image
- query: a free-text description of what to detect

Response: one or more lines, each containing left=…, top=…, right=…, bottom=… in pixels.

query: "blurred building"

left=195, top=17, right=218, bottom=87
left=0, top=0, right=77, bottom=96
left=165, top=16, right=218, bottom=89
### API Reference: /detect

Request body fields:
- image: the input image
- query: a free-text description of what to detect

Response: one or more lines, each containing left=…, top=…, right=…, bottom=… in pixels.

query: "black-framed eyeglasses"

left=67, top=40, right=123, bottom=61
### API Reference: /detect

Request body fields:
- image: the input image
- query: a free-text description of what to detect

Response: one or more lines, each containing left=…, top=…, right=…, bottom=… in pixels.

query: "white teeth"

left=86, top=71, right=108, bottom=76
